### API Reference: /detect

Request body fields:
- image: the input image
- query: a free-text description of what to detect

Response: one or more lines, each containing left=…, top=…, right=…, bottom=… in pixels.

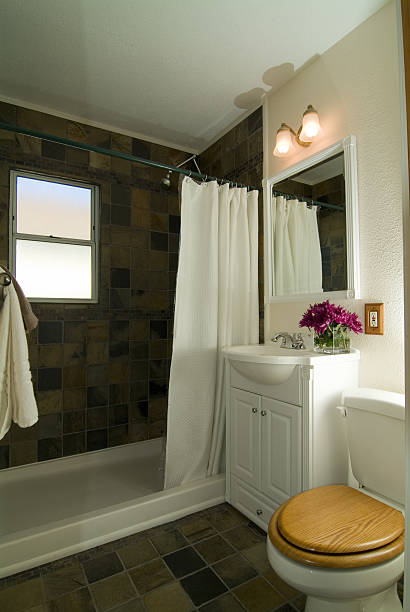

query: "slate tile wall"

left=198, top=107, right=264, bottom=341
left=0, top=101, right=190, bottom=468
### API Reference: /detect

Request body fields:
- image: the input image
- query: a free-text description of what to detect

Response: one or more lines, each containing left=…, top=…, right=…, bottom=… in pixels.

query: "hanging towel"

left=2, top=266, right=38, bottom=332
left=0, top=277, right=38, bottom=440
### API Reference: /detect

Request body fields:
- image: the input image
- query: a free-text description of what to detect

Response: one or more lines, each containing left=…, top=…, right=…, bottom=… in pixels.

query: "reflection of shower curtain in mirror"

left=272, top=196, right=322, bottom=295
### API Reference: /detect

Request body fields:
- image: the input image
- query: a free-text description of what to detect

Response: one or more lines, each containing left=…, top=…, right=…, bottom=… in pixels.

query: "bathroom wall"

left=0, top=102, right=187, bottom=468
left=199, top=108, right=264, bottom=341
left=264, top=1, right=404, bottom=392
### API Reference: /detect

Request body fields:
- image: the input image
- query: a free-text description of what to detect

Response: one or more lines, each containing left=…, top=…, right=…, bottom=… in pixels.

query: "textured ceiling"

left=0, top=0, right=388, bottom=152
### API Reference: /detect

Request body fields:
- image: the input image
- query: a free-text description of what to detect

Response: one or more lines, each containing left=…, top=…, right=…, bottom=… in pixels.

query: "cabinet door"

left=260, top=397, right=302, bottom=505
left=230, top=389, right=260, bottom=488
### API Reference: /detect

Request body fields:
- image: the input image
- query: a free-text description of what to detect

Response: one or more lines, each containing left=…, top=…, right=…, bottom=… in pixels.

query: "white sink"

left=223, top=344, right=359, bottom=385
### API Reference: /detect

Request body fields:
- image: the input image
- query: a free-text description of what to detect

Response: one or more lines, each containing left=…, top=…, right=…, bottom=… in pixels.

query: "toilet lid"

left=278, top=485, right=404, bottom=554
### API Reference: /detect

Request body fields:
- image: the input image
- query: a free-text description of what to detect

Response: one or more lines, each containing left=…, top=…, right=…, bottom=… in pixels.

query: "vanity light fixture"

left=273, top=105, right=321, bottom=157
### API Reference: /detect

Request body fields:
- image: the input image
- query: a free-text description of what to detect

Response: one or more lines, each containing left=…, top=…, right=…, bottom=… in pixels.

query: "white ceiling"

left=0, top=0, right=388, bottom=153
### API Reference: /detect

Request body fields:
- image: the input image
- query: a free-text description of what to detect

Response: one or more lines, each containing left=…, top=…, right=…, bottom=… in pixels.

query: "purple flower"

left=299, top=300, right=363, bottom=335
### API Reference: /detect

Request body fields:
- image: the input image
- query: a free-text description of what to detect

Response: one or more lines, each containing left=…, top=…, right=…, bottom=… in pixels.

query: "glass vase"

left=314, top=327, right=350, bottom=354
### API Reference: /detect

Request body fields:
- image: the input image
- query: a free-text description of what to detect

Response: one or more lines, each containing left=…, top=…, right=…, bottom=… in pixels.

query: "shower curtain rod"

left=0, top=122, right=260, bottom=191
left=271, top=187, right=345, bottom=212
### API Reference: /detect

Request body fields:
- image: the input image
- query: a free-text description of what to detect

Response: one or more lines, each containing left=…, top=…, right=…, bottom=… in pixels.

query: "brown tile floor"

left=0, top=503, right=404, bottom=612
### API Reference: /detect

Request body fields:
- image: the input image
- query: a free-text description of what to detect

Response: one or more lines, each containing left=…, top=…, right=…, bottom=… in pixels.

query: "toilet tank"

left=341, top=388, right=405, bottom=506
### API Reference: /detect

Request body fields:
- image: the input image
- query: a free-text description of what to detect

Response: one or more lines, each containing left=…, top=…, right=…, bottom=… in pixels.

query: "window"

left=10, top=170, right=99, bottom=302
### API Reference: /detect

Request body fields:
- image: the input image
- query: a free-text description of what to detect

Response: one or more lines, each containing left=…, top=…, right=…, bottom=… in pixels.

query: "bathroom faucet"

left=271, top=332, right=306, bottom=350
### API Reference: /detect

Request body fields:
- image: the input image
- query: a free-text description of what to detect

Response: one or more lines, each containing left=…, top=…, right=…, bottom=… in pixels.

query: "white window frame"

left=9, top=169, right=99, bottom=303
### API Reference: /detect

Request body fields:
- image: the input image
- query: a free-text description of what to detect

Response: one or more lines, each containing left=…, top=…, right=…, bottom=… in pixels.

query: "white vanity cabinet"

left=225, top=348, right=360, bottom=531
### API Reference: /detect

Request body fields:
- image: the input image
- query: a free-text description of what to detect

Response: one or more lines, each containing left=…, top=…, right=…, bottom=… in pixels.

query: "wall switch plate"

left=365, top=303, right=384, bottom=335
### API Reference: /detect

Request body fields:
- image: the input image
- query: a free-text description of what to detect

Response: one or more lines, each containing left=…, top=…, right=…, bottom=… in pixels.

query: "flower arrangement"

left=299, top=300, right=363, bottom=353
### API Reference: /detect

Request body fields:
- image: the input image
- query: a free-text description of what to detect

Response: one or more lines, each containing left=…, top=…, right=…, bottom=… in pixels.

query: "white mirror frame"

left=263, top=135, right=360, bottom=304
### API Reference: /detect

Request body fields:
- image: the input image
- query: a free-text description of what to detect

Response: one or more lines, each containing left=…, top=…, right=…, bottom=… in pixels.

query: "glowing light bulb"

left=299, top=105, right=320, bottom=142
left=273, top=124, right=293, bottom=157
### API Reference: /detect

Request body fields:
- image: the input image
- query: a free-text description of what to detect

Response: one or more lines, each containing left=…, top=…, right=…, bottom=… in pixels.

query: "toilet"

left=267, top=388, right=405, bottom=612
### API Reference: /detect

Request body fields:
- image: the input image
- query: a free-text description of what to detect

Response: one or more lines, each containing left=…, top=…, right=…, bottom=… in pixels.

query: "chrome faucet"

left=271, top=331, right=306, bottom=350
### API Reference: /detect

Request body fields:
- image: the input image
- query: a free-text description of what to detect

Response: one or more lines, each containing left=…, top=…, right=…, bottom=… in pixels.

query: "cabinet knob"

left=256, top=508, right=263, bottom=515
left=252, top=407, right=258, bottom=414
left=261, top=410, right=267, bottom=416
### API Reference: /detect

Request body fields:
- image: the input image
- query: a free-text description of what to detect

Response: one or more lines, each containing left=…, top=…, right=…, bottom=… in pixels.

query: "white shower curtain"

left=272, top=196, right=322, bottom=296
left=164, top=178, right=259, bottom=489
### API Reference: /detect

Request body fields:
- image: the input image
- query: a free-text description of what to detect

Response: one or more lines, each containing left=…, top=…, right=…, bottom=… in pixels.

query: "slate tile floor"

left=0, top=503, right=404, bottom=612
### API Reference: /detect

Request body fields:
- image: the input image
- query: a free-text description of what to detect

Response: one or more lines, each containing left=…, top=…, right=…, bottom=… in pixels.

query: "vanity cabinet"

left=225, top=350, right=359, bottom=531
left=230, top=389, right=301, bottom=504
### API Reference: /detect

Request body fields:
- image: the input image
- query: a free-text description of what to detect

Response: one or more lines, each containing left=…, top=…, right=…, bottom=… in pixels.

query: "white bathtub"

left=0, top=438, right=225, bottom=578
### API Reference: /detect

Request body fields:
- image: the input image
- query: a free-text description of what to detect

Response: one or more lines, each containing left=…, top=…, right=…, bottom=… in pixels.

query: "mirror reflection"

left=271, top=152, right=347, bottom=297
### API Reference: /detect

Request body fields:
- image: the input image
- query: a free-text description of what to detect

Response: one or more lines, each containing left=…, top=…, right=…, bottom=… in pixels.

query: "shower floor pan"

left=0, top=437, right=225, bottom=578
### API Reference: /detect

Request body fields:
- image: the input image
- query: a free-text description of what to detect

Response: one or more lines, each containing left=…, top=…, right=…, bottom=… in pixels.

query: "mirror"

left=263, top=135, right=360, bottom=302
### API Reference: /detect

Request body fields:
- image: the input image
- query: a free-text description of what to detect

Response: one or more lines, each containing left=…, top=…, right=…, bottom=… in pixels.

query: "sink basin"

left=223, top=344, right=306, bottom=385
left=223, top=344, right=360, bottom=385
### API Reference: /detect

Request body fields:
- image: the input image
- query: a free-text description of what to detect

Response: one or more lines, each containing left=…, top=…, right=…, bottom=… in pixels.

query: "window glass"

left=16, top=176, right=91, bottom=240
left=16, top=240, right=92, bottom=299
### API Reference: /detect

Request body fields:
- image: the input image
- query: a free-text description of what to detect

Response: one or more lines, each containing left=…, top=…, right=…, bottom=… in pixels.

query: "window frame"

left=9, top=169, right=99, bottom=303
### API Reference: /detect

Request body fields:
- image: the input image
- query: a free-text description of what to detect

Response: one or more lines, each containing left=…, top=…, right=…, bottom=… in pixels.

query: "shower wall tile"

left=0, top=446, right=9, bottom=469
left=38, top=437, right=62, bottom=461
left=150, top=231, right=168, bottom=251
left=109, top=424, right=129, bottom=447
left=87, top=429, right=108, bottom=452
left=63, top=388, right=86, bottom=411
left=62, top=433, right=86, bottom=458
left=63, top=365, right=86, bottom=388
left=151, top=212, right=168, bottom=232
left=63, top=411, right=86, bottom=434
left=41, top=140, right=65, bottom=161
left=10, top=440, right=37, bottom=466
left=38, top=368, right=62, bottom=391
left=109, top=404, right=129, bottom=426
left=87, top=406, right=108, bottom=430
left=87, top=364, right=109, bottom=387
left=111, top=204, right=131, bottom=226
left=0, top=101, right=186, bottom=468
left=38, top=413, right=62, bottom=439
left=168, top=214, right=180, bottom=234
left=38, top=345, right=64, bottom=368
left=150, top=320, right=167, bottom=339
left=38, top=321, right=63, bottom=344
left=132, top=401, right=148, bottom=420
left=38, top=390, right=63, bottom=415
left=87, top=386, right=109, bottom=408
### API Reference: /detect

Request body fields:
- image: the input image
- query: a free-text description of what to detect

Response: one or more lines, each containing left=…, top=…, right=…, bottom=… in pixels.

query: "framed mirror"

left=263, top=135, right=360, bottom=302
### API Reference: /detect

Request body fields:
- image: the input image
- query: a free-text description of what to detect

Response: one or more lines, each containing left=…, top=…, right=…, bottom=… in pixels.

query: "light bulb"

left=299, top=105, right=320, bottom=142
left=273, top=124, right=293, bottom=157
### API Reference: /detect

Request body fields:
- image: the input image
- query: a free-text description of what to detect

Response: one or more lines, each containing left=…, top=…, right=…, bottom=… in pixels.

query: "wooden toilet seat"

left=268, top=485, right=405, bottom=568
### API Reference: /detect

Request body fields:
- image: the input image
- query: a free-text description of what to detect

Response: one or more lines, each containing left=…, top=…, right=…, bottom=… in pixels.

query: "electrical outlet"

left=369, top=311, right=378, bottom=327
left=365, top=303, right=384, bottom=335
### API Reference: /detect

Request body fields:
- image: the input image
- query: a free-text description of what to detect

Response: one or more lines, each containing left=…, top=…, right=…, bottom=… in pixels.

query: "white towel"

left=0, top=277, right=38, bottom=440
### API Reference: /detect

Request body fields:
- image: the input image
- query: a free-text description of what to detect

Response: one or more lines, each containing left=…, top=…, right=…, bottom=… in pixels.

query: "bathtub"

left=0, top=437, right=225, bottom=578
